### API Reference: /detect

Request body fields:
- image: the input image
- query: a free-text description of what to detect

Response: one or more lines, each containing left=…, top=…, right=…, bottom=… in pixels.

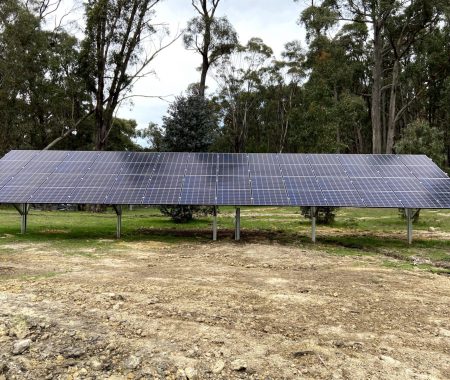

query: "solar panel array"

left=0, top=150, right=449, bottom=208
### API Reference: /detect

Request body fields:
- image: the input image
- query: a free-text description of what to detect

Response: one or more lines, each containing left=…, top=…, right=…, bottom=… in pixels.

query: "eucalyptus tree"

left=79, top=0, right=177, bottom=150
left=184, top=0, right=238, bottom=97
left=213, top=38, right=273, bottom=152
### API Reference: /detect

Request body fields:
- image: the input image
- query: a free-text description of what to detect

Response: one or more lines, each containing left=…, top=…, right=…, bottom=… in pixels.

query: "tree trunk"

left=199, top=55, right=209, bottom=97
left=371, top=23, right=383, bottom=154
left=386, top=60, right=400, bottom=154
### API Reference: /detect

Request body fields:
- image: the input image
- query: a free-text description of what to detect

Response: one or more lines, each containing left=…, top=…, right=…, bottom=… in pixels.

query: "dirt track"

left=1, top=240, right=450, bottom=379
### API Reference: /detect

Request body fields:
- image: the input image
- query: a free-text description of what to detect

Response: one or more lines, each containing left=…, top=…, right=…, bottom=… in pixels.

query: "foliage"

left=79, top=0, right=170, bottom=150
left=162, top=94, right=218, bottom=152
left=395, top=119, right=446, bottom=166
left=184, top=0, right=238, bottom=97
left=159, top=92, right=219, bottom=222
left=300, top=207, right=338, bottom=225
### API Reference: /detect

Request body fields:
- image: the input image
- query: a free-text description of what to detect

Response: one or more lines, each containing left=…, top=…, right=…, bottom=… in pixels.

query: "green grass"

left=0, top=205, right=449, bottom=274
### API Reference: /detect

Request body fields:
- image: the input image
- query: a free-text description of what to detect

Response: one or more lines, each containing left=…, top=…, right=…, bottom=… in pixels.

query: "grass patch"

left=0, top=205, right=449, bottom=273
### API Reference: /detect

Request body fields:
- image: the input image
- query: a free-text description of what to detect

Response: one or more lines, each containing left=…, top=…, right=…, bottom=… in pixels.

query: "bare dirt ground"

left=1, top=240, right=450, bottom=380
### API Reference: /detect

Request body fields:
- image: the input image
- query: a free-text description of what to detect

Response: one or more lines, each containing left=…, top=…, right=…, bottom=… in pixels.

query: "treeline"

left=1, top=0, right=449, bottom=167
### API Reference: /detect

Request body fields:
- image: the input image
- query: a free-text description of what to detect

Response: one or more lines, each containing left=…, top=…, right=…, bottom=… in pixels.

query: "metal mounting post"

left=13, top=203, right=29, bottom=234
left=406, top=208, right=413, bottom=245
left=311, top=206, right=317, bottom=243
left=235, top=207, right=241, bottom=241
left=113, top=205, right=122, bottom=239
left=212, top=206, right=217, bottom=241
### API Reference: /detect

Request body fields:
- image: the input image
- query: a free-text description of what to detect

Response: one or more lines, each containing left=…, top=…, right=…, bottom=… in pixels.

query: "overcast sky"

left=55, top=0, right=307, bottom=131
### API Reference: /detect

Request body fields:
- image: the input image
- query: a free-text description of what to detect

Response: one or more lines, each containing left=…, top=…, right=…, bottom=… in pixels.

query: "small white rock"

left=124, top=355, right=141, bottom=370
left=231, top=359, right=247, bottom=371
left=12, top=339, right=31, bottom=355
left=184, top=367, right=198, bottom=379
left=212, top=359, right=225, bottom=374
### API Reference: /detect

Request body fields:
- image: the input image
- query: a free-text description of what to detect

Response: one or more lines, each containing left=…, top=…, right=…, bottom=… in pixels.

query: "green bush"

left=300, top=206, right=338, bottom=224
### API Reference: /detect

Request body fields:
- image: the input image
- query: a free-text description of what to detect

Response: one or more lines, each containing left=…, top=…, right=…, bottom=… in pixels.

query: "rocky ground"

left=0, top=239, right=449, bottom=379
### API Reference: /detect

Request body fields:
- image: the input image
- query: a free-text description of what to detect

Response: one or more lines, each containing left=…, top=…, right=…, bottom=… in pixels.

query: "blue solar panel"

left=317, top=177, right=356, bottom=191
left=217, top=176, right=250, bottom=190
left=217, top=189, right=252, bottom=205
left=144, top=188, right=181, bottom=204
left=249, top=164, right=281, bottom=176
left=350, top=178, right=391, bottom=192
left=186, top=164, right=217, bottom=176
left=321, top=191, right=365, bottom=207
left=288, top=190, right=328, bottom=206
left=217, top=164, right=249, bottom=176
left=395, top=192, right=442, bottom=208
left=360, top=192, right=404, bottom=208
left=407, top=165, right=448, bottom=179
left=148, top=175, right=184, bottom=189
left=344, top=165, right=382, bottom=178
left=280, top=165, right=314, bottom=177
left=217, top=153, right=247, bottom=164
left=375, top=165, right=414, bottom=178
left=107, top=188, right=147, bottom=204
left=278, top=154, right=310, bottom=165
left=420, top=178, right=450, bottom=193
left=252, top=189, right=289, bottom=205
left=251, top=176, right=285, bottom=189
left=308, top=154, right=340, bottom=165
left=311, top=165, right=347, bottom=177
left=180, top=189, right=216, bottom=205
left=283, top=176, right=320, bottom=191
left=0, top=150, right=449, bottom=209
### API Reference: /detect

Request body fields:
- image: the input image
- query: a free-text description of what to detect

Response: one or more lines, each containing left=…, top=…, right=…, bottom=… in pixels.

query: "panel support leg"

left=212, top=206, right=217, bottom=241
left=13, top=203, right=29, bottom=234
left=311, top=206, right=317, bottom=243
left=406, top=208, right=413, bottom=245
left=235, top=207, right=241, bottom=241
left=113, top=205, right=122, bottom=239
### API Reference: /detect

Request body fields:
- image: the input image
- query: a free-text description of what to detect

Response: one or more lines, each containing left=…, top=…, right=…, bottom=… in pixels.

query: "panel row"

left=0, top=151, right=449, bottom=208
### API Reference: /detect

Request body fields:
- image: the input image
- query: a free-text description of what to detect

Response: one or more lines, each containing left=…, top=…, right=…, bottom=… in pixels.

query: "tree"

left=395, top=119, right=445, bottom=166
left=0, top=0, right=89, bottom=154
left=214, top=38, right=273, bottom=152
left=162, top=93, right=218, bottom=151
left=160, top=92, right=218, bottom=222
left=184, top=0, right=238, bottom=97
left=79, top=0, right=176, bottom=150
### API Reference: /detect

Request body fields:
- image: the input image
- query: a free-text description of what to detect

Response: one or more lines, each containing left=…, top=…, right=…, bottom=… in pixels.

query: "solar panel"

left=278, top=154, right=310, bottom=165
left=311, top=165, right=347, bottom=177
left=217, top=164, right=249, bottom=176
left=350, top=178, right=392, bottom=192
left=360, top=192, right=404, bottom=208
left=251, top=176, right=285, bottom=190
left=321, top=190, right=365, bottom=207
left=248, top=164, right=280, bottom=176
left=288, top=190, right=328, bottom=206
left=280, top=165, right=314, bottom=177
left=395, top=192, right=442, bottom=208
left=144, top=188, right=181, bottom=204
left=252, top=189, right=289, bottom=205
left=148, top=175, right=184, bottom=189
left=217, top=176, right=250, bottom=190
left=283, top=176, right=320, bottom=191
left=180, top=189, right=216, bottom=205
left=0, top=150, right=449, bottom=209
left=317, top=177, right=356, bottom=191
left=217, top=189, right=252, bottom=205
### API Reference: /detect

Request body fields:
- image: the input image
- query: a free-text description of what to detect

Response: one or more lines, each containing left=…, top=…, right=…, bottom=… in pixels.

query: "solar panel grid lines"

left=310, top=154, right=366, bottom=208
left=1, top=150, right=450, bottom=209
left=0, top=151, right=72, bottom=203
left=70, top=152, right=133, bottom=204
left=337, top=154, right=405, bottom=209
left=30, top=152, right=102, bottom=203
